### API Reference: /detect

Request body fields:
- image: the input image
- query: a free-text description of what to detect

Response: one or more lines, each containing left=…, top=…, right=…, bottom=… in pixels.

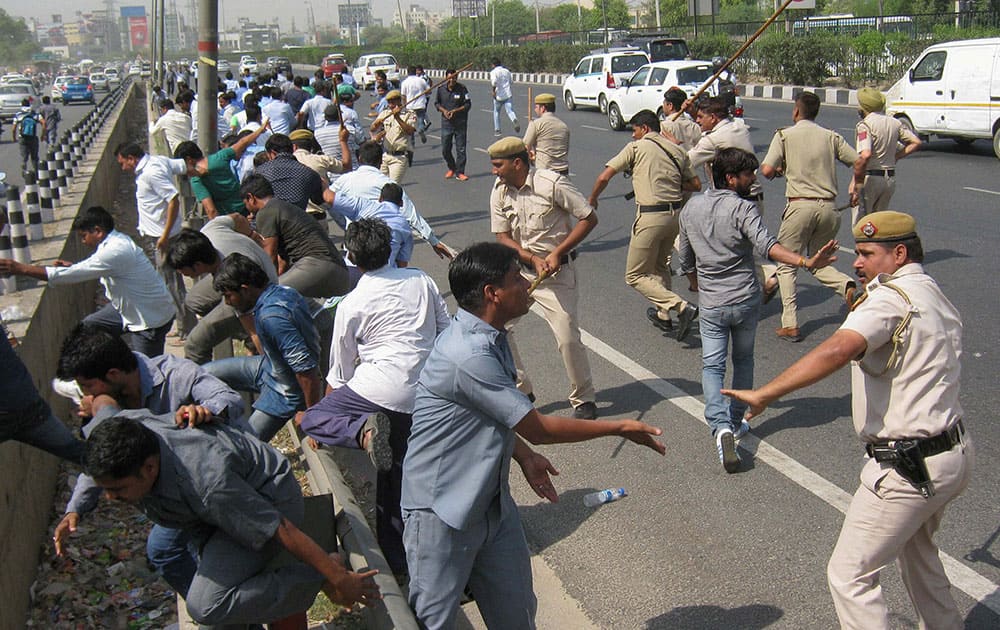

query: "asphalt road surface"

left=385, top=81, right=1000, bottom=629
left=9, top=74, right=998, bottom=628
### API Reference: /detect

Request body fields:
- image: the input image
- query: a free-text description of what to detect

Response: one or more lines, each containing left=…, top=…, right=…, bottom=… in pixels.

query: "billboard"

left=128, top=16, right=148, bottom=50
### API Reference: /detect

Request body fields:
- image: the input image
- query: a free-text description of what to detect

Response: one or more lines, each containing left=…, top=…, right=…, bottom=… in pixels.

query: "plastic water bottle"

left=583, top=487, right=627, bottom=507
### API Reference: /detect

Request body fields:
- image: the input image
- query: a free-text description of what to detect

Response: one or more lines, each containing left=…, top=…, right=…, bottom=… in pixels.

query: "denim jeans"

left=10, top=412, right=85, bottom=464
left=146, top=524, right=198, bottom=596
left=83, top=303, right=172, bottom=357
left=202, top=355, right=288, bottom=442
left=699, top=299, right=760, bottom=435
left=492, top=98, right=517, bottom=132
left=441, top=124, right=467, bottom=174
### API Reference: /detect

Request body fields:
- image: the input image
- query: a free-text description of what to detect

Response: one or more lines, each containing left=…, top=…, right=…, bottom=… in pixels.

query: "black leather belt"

left=865, top=420, right=964, bottom=462
left=866, top=168, right=895, bottom=177
left=638, top=203, right=680, bottom=213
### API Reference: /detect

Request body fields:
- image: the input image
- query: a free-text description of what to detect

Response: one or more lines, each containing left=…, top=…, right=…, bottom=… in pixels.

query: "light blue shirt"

left=329, top=193, right=414, bottom=266
left=401, top=309, right=534, bottom=530
left=331, top=165, right=439, bottom=245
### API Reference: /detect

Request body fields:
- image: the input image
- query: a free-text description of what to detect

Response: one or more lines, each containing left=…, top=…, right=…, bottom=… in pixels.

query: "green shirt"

left=190, top=147, right=246, bottom=216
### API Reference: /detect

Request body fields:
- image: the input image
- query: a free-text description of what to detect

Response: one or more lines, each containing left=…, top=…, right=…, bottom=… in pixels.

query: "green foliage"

left=754, top=32, right=849, bottom=85
left=541, top=4, right=590, bottom=33
left=688, top=34, right=738, bottom=60
left=0, top=9, right=41, bottom=64
left=587, top=0, right=633, bottom=30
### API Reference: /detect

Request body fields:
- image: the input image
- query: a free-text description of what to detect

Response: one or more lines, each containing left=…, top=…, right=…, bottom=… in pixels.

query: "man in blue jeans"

left=53, top=324, right=245, bottom=597
left=204, top=253, right=325, bottom=442
left=677, top=148, right=839, bottom=473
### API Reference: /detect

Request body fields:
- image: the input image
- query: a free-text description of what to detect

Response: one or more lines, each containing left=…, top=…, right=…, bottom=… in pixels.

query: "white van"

left=885, top=37, right=1000, bottom=158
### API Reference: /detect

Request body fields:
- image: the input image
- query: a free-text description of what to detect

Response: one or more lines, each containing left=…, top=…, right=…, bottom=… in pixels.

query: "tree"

left=0, top=9, right=41, bottom=64
left=587, top=0, right=633, bottom=30
left=540, top=4, right=591, bottom=33
left=362, top=24, right=407, bottom=48
left=639, top=0, right=690, bottom=28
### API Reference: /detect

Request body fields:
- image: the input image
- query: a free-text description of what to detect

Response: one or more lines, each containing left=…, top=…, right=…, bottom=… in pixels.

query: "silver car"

left=0, top=83, right=38, bottom=121
left=90, top=72, right=110, bottom=91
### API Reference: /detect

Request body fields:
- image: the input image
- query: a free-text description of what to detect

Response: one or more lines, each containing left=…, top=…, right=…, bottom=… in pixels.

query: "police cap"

left=487, top=137, right=528, bottom=159
left=534, top=93, right=556, bottom=105
left=853, top=211, right=917, bottom=243
left=289, top=129, right=314, bottom=143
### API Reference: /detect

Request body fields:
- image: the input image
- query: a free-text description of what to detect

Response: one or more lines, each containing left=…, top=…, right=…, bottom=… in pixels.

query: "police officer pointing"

left=724, top=211, right=973, bottom=630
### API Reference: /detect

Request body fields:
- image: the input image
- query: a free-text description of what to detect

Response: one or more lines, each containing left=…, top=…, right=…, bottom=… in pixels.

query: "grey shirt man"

left=677, top=188, right=778, bottom=309
left=66, top=352, right=245, bottom=514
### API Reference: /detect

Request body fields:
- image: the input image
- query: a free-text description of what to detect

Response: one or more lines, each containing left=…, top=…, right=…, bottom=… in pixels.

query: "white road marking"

left=529, top=301, right=1000, bottom=615
left=964, top=186, right=1000, bottom=196
left=473, top=147, right=488, bottom=154
left=581, top=124, right=608, bottom=132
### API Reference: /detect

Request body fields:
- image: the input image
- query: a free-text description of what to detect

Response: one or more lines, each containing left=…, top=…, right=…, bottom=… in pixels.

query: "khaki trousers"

left=381, top=152, right=408, bottom=184
left=852, top=174, right=896, bottom=226
left=507, top=263, right=595, bottom=409
left=828, top=438, right=973, bottom=630
left=626, top=209, right=685, bottom=316
left=775, top=199, right=854, bottom=329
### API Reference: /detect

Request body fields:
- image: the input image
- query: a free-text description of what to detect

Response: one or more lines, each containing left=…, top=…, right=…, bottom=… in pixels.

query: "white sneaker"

left=716, top=428, right=740, bottom=474
left=51, top=378, right=83, bottom=406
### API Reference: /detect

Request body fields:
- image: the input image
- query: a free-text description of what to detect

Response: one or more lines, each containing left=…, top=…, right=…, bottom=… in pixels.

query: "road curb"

left=424, top=69, right=859, bottom=106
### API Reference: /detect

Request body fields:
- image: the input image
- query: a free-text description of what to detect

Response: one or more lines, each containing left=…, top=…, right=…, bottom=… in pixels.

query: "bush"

left=754, top=33, right=848, bottom=86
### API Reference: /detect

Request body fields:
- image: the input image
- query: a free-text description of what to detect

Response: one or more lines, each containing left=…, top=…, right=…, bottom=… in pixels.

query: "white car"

left=352, top=53, right=400, bottom=89
left=606, top=60, right=718, bottom=130
left=51, top=75, right=73, bottom=101
left=561, top=48, right=649, bottom=113
left=239, top=56, right=258, bottom=75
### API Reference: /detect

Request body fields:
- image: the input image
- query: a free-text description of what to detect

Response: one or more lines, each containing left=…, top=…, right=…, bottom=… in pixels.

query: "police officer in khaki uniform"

left=489, top=137, right=599, bottom=419
left=724, top=211, right=973, bottom=630
left=589, top=110, right=701, bottom=341
left=851, top=87, right=922, bottom=225
left=761, top=91, right=865, bottom=342
left=370, top=89, right=417, bottom=183
left=522, top=93, right=570, bottom=176
left=659, top=88, right=701, bottom=151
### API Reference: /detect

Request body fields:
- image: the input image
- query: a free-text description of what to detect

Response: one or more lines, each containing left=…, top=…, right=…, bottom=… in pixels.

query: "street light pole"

left=197, top=0, right=219, bottom=153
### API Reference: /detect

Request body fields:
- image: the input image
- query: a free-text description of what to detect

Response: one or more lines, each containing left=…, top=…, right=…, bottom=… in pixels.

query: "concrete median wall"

left=0, top=82, right=142, bottom=630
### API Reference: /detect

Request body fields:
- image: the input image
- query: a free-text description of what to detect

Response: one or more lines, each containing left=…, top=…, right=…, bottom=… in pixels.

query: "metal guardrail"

left=288, top=428, right=419, bottom=630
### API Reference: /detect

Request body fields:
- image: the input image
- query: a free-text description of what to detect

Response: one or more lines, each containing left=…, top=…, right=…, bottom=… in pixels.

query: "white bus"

left=792, top=14, right=915, bottom=37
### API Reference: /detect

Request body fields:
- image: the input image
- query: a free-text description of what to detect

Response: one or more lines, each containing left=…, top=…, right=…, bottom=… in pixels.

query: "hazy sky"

left=2, top=0, right=460, bottom=33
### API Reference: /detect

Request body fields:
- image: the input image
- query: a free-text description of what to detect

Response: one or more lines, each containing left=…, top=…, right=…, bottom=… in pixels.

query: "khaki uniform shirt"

left=523, top=114, right=570, bottom=173
left=661, top=115, right=702, bottom=151
left=375, top=108, right=417, bottom=153
left=840, top=263, right=963, bottom=443
left=606, top=132, right=695, bottom=205
left=293, top=148, right=345, bottom=179
left=856, top=112, right=920, bottom=169
left=762, top=119, right=858, bottom=199
left=490, top=169, right=594, bottom=257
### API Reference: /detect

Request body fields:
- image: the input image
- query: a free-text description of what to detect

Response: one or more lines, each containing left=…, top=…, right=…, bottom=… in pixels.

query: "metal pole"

left=151, top=0, right=159, bottom=81
left=197, top=0, right=219, bottom=152
left=655, top=0, right=661, bottom=28
left=158, top=0, right=166, bottom=84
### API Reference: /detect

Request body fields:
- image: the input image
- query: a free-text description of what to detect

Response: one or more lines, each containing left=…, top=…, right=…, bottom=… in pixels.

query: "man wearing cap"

left=760, top=91, right=865, bottom=342
left=724, top=210, right=973, bottom=630
left=851, top=87, right=922, bottom=226
left=522, top=93, right=570, bottom=176
left=588, top=110, right=702, bottom=342
left=370, top=89, right=417, bottom=183
left=489, top=136, right=600, bottom=419
left=435, top=68, right=472, bottom=181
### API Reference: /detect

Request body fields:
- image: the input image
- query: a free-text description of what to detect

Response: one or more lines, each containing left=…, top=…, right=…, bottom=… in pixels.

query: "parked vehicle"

left=0, top=84, right=38, bottom=120
left=618, top=36, right=691, bottom=63
left=140, top=62, right=152, bottom=77
left=272, top=57, right=293, bottom=76
left=61, top=76, right=95, bottom=104
left=322, top=53, right=350, bottom=78
left=561, top=48, right=649, bottom=113
left=606, top=60, right=720, bottom=130
left=352, top=53, right=400, bottom=89
left=885, top=37, right=1000, bottom=159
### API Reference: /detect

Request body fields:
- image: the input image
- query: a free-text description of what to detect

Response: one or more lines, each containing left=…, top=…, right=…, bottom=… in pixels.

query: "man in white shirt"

left=314, top=104, right=345, bottom=161
left=298, top=82, right=333, bottom=131
left=337, top=86, right=368, bottom=161
left=300, top=217, right=449, bottom=575
left=115, top=141, right=198, bottom=340
left=400, top=66, right=431, bottom=144
left=489, top=58, right=519, bottom=137
left=0, top=207, right=175, bottom=356
left=262, top=86, right=296, bottom=136
left=330, top=141, right=452, bottom=260
left=148, top=98, right=192, bottom=153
